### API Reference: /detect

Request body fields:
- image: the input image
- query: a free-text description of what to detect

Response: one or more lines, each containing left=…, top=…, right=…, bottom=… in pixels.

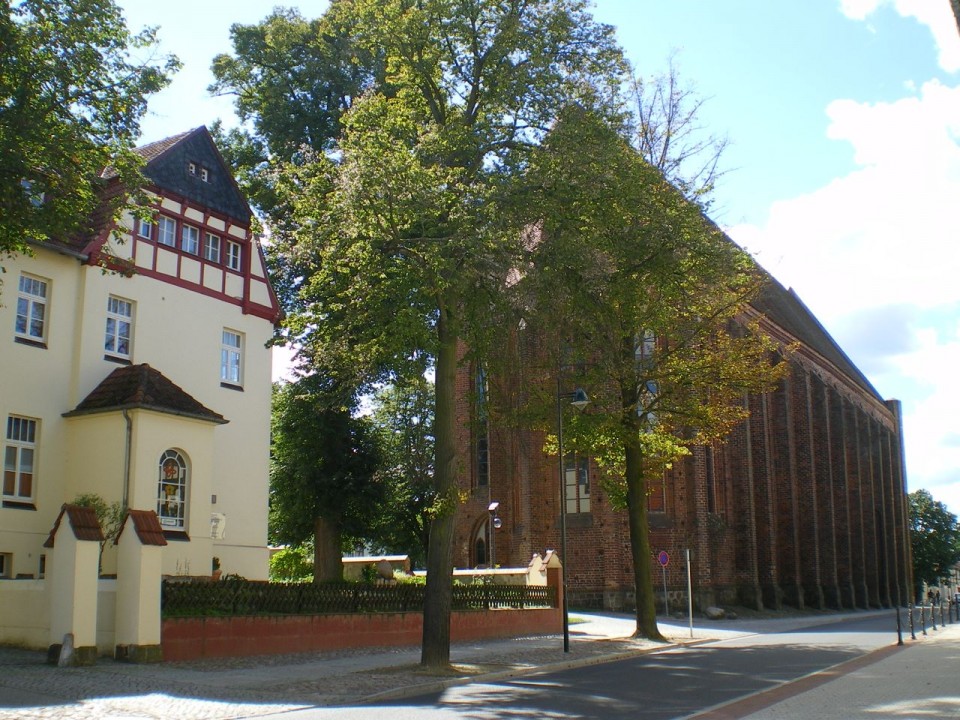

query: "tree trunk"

left=421, top=301, right=459, bottom=669
left=624, top=425, right=666, bottom=641
left=313, top=515, right=343, bottom=582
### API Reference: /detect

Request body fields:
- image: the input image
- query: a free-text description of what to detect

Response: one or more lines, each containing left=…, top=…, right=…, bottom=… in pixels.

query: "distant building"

left=0, top=127, right=280, bottom=581
left=453, top=271, right=911, bottom=612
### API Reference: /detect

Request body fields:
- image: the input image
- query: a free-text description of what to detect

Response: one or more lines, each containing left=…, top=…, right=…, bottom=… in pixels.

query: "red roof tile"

left=43, top=504, right=105, bottom=547
left=64, top=364, right=228, bottom=424
left=116, top=509, right=168, bottom=547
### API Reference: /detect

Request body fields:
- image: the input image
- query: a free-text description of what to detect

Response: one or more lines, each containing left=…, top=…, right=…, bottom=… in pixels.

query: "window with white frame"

left=203, top=232, right=221, bottom=263
left=181, top=225, right=199, bottom=254
left=158, top=449, right=188, bottom=529
left=226, top=240, right=242, bottom=271
left=220, top=329, right=243, bottom=386
left=158, top=216, right=176, bottom=246
left=15, top=274, right=48, bottom=343
left=4, top=416, right=37, bottom=504
left=564, top=453, right=590, bottom=514
left=104, top=296, right=133, bottom=360
left=137, top=217, right=155, bottom=239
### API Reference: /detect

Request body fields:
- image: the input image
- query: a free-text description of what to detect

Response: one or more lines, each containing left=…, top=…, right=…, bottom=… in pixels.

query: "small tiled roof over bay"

left=43, top=504, right=105, bottom=547
left=64, top=364, right=227, bottom=424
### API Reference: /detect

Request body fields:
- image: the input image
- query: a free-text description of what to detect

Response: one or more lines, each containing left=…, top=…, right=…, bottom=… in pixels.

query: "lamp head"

left=488, top=501, right=499, bottom=514
left=571, top=388, right=589, bottom=410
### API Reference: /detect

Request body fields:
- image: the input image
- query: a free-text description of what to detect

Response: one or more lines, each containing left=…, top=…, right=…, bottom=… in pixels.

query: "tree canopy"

left=223, top=0, right=627, bottom=668
left=270, top=376, right=385, bottom=581
left=0, top=0, right=179, bottom=259
left=908, top=489, right=960, bottom=595
left=519, top=106, right=784, bottom=638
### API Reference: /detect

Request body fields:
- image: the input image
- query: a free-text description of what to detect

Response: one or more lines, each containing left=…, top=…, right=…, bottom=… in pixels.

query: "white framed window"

left=158, top=449, right=188, bottom=529
left=158, top=216, right=176, bottom=247
left=203, top=232, right=221, bottom=263
left=105, top=296, right=133, bottom=359
left=188, top=162, right=197, bottom=176
left=4, top=416, right=37, bottom=503
left=226, top=241, right=242, bottom=271
left=564, top=454, right=590, bottom=514
left=220, top=329, right=243, bottom=386
left=137, top=218, right=155, bottom=240
left=181, top=225, right=199, bottom=254
left=15, top=274, right=48, bottom=343
left=200, top=167, right=210, bottom=182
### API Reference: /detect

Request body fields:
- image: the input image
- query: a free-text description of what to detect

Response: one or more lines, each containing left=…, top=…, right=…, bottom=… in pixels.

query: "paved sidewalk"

left=0, top=608, right=918, bottom=720
left=693, top=617, right=960, bottom=720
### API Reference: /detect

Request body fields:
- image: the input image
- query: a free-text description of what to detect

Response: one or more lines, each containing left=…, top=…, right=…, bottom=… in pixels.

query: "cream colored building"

left=0, top=127, right=280, bottom=582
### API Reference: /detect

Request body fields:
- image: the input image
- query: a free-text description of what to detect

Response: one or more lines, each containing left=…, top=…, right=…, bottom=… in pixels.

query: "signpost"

left=658, top=550, right=670, bottom=616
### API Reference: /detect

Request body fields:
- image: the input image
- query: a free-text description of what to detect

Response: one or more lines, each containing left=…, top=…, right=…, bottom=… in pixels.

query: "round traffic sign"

left=657, top=550, right=669, bottom=567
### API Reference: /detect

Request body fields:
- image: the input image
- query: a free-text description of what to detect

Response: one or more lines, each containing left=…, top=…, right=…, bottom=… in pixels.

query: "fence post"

left=909, top=603, right=916, bottom=640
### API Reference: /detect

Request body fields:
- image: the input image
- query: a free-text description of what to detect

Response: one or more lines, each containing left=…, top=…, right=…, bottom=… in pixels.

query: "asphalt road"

left=272, top=613, right=900, bottom=719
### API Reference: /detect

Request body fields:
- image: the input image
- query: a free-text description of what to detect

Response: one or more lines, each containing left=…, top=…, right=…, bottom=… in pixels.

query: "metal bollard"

left=922, top=604, right=927, bottom=636
left=909, top=603, right=916, bottom=640
left=933, top=603, right=938, bottom=631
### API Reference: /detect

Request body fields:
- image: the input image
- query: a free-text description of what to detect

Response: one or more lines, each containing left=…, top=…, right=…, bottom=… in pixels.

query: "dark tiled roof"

left=64, top=364, right=228, bottom=424
left=753, top=271, right=883, bottom=402
left=115, top=509, right=168, bottom=547
left=100, top=129, right=195, bottom=179
left=43, top=504, right=105, bottom=547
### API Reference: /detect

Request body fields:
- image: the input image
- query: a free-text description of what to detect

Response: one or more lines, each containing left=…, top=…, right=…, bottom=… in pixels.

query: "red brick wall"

left=162, top=607, right=561, bottom=662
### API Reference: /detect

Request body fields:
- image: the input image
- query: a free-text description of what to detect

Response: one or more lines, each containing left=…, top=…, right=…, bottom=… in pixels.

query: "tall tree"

left=628, top=54, right=730, bottom=209
left=367, top=379, right=436, bottom=569
left=0, top=0, right=179, bottom=258
left=270, top=376, right=385, bottom=581
left=908, top=489, right=960, bottom=598
left=262, top=0, right=626, bottom=668
left=520, top=106, right=784, bottom=640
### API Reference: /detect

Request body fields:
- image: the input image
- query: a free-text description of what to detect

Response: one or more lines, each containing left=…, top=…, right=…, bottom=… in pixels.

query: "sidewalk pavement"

left=0, top=608, right=944, bottom=720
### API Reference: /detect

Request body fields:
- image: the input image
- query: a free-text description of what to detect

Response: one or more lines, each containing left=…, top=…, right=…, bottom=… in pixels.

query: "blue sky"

left=121, top=0, right=960, bottom=515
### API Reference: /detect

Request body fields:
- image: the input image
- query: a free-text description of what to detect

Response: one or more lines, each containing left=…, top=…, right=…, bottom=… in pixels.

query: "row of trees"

left=219, top=0, right=784, bottom=666
left=908, top=489, right=960, bottom=598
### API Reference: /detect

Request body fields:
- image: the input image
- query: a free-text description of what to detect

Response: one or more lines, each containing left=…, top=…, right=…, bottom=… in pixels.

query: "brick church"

left=451, top=271, right=911, bottom=613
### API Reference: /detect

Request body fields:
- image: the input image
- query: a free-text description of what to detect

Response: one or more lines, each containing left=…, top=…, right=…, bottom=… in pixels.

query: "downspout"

left=122, top=409, right=132, bottom=511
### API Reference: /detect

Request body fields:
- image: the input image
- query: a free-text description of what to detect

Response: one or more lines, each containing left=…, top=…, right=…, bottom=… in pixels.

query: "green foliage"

left=909, top=489, right=960, bottom=591
left=366, top=379, right=436, bottom=568
left=270, top=375, right=385, bottom=579
left=0, top=0, right=179, bottom=258
left=518, top=107, right=785, bottom=640
left=268, top=546, right=314, bottom=582
left=71, top=492, right=124, bottom=571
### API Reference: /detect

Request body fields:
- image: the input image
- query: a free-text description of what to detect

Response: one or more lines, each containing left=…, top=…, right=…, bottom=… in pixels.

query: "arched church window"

left=158, top=449, right=188, bottom=529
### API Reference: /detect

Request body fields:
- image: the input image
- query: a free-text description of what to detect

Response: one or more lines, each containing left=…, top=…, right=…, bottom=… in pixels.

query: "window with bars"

left=104, top=296, right=133, bottom=360
left=15, top=274, right=48, bottom=343
left=4, top=416, right=37, bottom=503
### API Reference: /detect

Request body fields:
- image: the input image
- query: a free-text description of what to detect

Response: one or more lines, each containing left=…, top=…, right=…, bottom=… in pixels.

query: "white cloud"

left=840, top=0, right=960, bottom=72
left=728, top=79, right=960, bottom=510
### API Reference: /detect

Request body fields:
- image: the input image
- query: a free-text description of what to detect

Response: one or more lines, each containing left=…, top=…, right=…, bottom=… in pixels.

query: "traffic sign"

left=658, top=550, right=669, bottom=567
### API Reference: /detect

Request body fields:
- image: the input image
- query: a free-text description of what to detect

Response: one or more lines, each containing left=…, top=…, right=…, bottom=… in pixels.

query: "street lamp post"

left=488, top=502, right=500, bottom=568
left=557, top=380, right=588, bottom=653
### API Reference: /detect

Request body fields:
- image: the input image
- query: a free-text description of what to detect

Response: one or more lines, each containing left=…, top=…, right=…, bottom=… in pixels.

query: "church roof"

left=63, top=364, right=228, bottom=424
left=753, top=272, right=884, bottom=403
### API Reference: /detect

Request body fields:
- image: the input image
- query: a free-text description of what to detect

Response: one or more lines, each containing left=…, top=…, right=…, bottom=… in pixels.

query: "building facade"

left=452, top=274, right=912, bottom=612
left=1, top=127, right=280, bottom=582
